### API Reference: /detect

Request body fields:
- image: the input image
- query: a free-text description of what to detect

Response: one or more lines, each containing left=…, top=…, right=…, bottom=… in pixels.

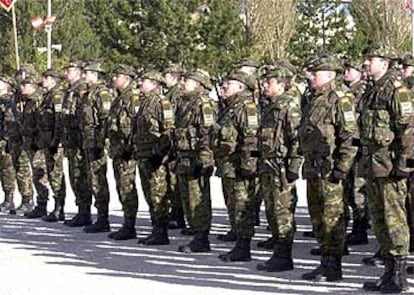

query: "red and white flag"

left=45, top=14, right=57, bottom=25
left=31, top=16, right=44, bottom=30
left=407, top=0, right=413, bottom=10
left=0, top=0, right=17, bottom=11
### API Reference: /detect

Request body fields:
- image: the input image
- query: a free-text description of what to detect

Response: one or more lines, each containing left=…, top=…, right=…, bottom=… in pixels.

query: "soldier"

left=107, top=64, right=140, bottom=240
left=62, top=61, right=92, bottom=227
left=18, top=73, right=50, bottom=219
left=134, top=70, right=174, bottom=246
left=212, top=70, right=260, bottom=262
left=38, top=70, right=66, bottom=222
left=0, top=76, right=17, bottom=214
left=360, top=45, right=414, bottom=293
left=4, top=67, right=36, bottom=214
left=174, top=69, right=216, bottom=253
left=298, top=53, right=358, bottom=282
left=163, top=64, right=187, bottom=231
left=79, top=62, right=113, bottom=233
left=255, top=65, right=302, bottom=272
left=342, top=58, right=370, bottom=246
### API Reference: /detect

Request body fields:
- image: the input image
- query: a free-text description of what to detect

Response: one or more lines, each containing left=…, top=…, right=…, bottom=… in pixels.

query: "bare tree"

left=238, top=0, right=297, bottom=61
left=350, top=0, right=411, bottom=53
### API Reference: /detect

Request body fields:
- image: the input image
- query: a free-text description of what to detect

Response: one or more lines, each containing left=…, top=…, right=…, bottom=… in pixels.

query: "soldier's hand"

left=286, top=170, right=299, bottom=183
left=389, top=168, right=410, bottom=180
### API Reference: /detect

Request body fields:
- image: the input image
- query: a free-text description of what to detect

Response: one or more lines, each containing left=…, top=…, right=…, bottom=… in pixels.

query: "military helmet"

left=42, top=69, right=62, bottom=79
left=308, top=53, right=343, bottom=73
left=164, top=63, right=182, bottom=74
left=226, top=70, right=256, bottom=91
left=15, top=63, right=37, bottom=84
left=400, top=53, right=414, bottom=67
left=275, top=59, right=297, bottom=77
left=113, top=64, right=136, bottom=77
left=234, top=58, right=257, bottom=69
left=344, top=56, right=364, bottom=71
left=0, top=76, right=15, bottom=88
left=261, top=65, right=294, bottom=80
left=83, top=61, right=106, bottom=74
left=140, top=69, right=165, bottom=85
left=364, top=43, right=396, bottom=60
left=66, top=60, right=83, bottom=69
left=21, top=73, right=40, bottom=85
left=184, top=69, right=212, bottom=90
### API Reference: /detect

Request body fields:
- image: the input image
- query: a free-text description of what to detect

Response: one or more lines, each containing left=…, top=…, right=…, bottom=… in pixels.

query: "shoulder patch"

left=397, top=87, right=413, bottom=115
left=201, top=100, right=214, bottom=127
left=340, top=94, right=356, bottom=122
left=53, top=94, right=63, bottom=113
left=160, top=97, right=174, bottom=128
left=244, top=100, right=259, bottom=128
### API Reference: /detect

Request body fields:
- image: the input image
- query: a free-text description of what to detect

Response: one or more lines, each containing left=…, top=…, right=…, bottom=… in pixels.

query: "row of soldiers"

left=0, top=43, right=413, bottom=293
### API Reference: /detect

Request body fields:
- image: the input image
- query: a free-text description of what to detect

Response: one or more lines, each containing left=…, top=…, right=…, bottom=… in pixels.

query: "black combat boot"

left=42, top=199, right=65, bottom=222
left=64, top=206, right=92, bottom=227
left=108, top=217, right=137, bottom=240
left=178, top=231, right=211, bottom=253
left=83, top=212, right=111, bottom=233
left=310, top=245, right=349, bottom=256
left=0, top=193, right=15, bottom=214
left=302, top=254, right=330, bottom=280
left=324, top=255, right=343, bottom=282
left=257, top=240, right=294, bottom=272
left=15, top=197, right=34, bottom=215
left=303, top=230, right=316, bottom=238
left=180, top=227, right=196, bottom=236
left=362, top=249, right=384, bottom=266
left=217, top=230, right=237, bottom=242
left=25, top=203, right=47, bottom=219
left=409, top=229, right=414, bottom=253
left=168, top=206, right=186, bottom=230
left=138, top=223, right=170, bottom=245
left=380, top=256, right=409, bottom=293
left=218, top=238, right=251, bottom=262
left=363, top=257, right=393, bottom=291
left=257, top=236, right=275, bottom=249
left=347, top=218, right=369, bottom=245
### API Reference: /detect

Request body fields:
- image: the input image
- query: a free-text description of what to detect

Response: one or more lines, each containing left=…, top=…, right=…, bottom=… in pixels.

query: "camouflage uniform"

left=213, top=71, right=260, bottom=262
left=62, top=62, right=92, bottom=227
left=174, top=69, right=216, bottom=252
left=38, top=70, right=66, bottom=222
left=134, top=70, right=174, bottom=245
left=19, top=75, right=50, bottom=218
left=0, top=77, right=17, bottom=213
left=107, top=64, right=140, bottom=240
left=256, top=66, right=302, bottom=272
left=360, top=47, right=414, bottom=293
left=299, top=54, right=358, bottom=281
left=79, top=62, right=112, bottom=233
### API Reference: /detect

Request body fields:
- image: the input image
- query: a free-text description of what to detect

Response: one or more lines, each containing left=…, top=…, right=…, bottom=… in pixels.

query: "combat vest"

left=174, top=92, right=215, bottom=174
left=213, top=92, right=259, bottom=178
left=62, top=79, right=87, bottom=149
left=20, top=89, right=43, bottom=150
left=107, top=83, right=140, bottom=158
left=4, top=90, right=23, bottom=145
left=134, top=90, right=174, bottom=159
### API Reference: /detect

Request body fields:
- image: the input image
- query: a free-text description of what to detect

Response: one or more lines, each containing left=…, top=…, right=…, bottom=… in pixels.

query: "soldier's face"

left=182, top=78, right=198, bottom=93
left=0, top=81, right=8, bottom=95
left=344, top=67, right=362, bottom=84
left=401, top=65, right=414, bottom=78
left=139, top=79, right=157, bottom=94
left=21, top=83, right=37, bottom=96
left=364, top=57, right=388, bottom=80
left=309, top=70, right=334, bottom=90
left=263, top=77, right=285, bottom=97
left=42, top=76, right=56, bottom=90
left=65, top=67, right=81, bottom=84
left=112, top=74, right=129, bottom=90
left=83, top=71, right=97, bottom=85
left=223, top=79, right=243, bottom=97
left=164, top=72, right=180, bottom=87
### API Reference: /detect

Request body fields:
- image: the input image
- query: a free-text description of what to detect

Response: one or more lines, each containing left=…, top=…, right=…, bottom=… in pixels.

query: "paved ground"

left=0, top=159, right=413, bottom=295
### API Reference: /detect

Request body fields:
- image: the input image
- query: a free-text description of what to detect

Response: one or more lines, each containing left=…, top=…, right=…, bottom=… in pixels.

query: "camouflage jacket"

left=173, top=90, right=216, bottom=175
left=61, top=79, right=87, bottom=149
left=298, top=81, right=358, bottom=179
left=38, top=85, right=64, bottom=149
left=212, top=90, right=260, bottom=178
left=133, top=89, right=174, bottom=159
left=79, top=81, right=114, bottom=150
left=19, top=89, right=44, bottom=150
left=4, top=90, right=24, bottom=146
left=0, top=92, right=13, bottom=141
left=359, top=71, right=414, bottom=178
left=258, top=92, right=302, bottom=175
left=107, top=82, right=140, bottom=158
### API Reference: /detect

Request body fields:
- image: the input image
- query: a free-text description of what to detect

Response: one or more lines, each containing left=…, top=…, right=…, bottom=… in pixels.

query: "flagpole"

left=412, top=0, right=414, bottom=55
left=46, top=0, right=52, bottom=69
left=11, top=5, right=19, bottom=70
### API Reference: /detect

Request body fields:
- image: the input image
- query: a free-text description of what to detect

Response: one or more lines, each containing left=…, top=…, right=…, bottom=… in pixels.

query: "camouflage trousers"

left=138, top=160, right=169, bottom=225
left=343, top=162, right=368, bottom=224
left=10, top=145, right=33, bottom=199
left=167, top=161, right=182, bottom=210
left=66, top=148, right=91, bottom=210
left=113, top=157, right=138, bottom=219
left=0, top=141, right=16, bottom=195
left=177, top=174, right=211, bottom=232
left=85, top=149, right=110, bottom=213
left=26, top=148, right=49, bottom=204
left=406, top=173, right=414, bottom=245
left=307, top=177, right=346, bottom=256
left=367, top=177, right=409, bottom=257
left=260, top=172, right=297, bottom=243
left=222, top=177, right=257, bottom=239
left=44, top=147, right=66, bottom=202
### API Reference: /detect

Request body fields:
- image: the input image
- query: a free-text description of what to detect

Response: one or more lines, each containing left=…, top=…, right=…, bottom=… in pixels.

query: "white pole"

left=46, top=0, right=52, bottom=69
left=12, top=5, right=19, bottom=70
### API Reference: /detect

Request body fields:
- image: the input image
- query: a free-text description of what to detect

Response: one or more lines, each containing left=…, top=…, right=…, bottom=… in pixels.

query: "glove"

left=329, top=169, right=347, bottom=183
left=237, top=168, right=256, bottom=179
left=48, top=146, right=58, bottom=155
left=286, top=170, right=299, bottom=183
left=389, top=168, right=410, bottom=180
